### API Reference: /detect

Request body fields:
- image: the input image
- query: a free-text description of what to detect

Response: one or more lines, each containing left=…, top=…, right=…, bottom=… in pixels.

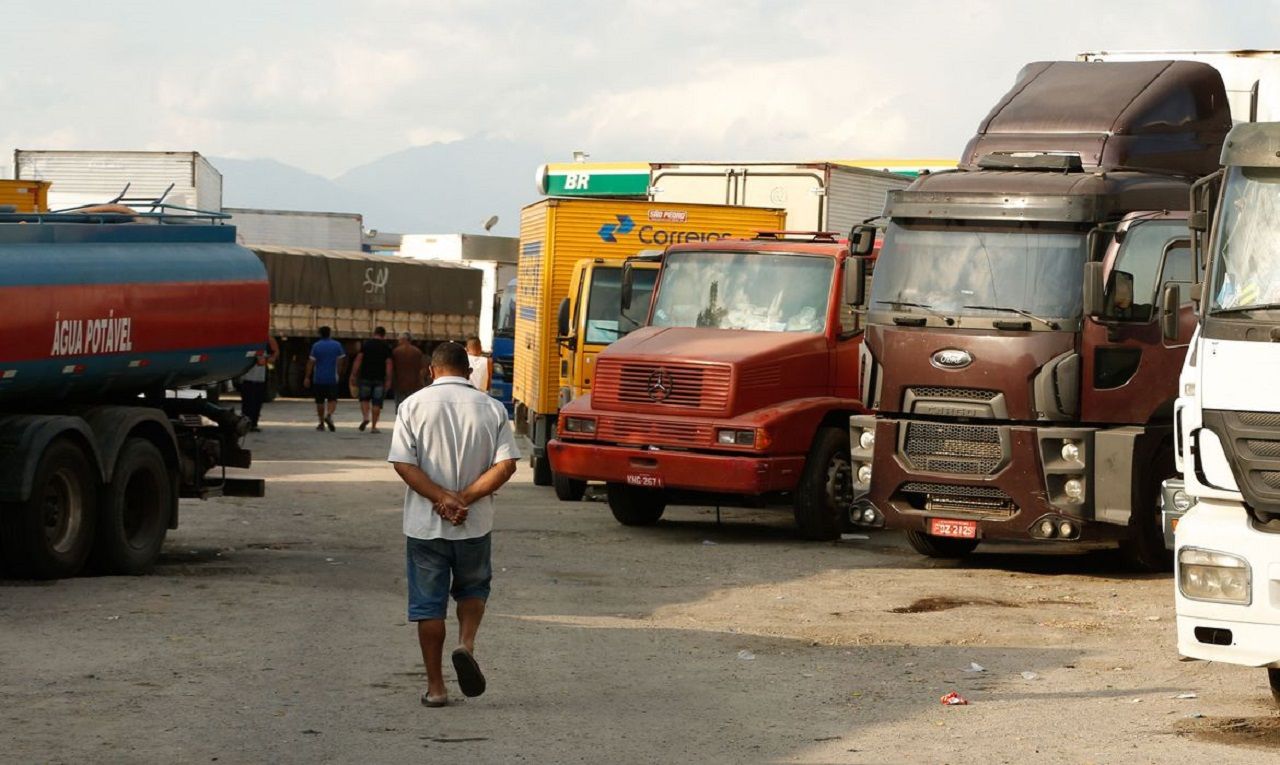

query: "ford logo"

left=931, top=349, right=973, bottom=370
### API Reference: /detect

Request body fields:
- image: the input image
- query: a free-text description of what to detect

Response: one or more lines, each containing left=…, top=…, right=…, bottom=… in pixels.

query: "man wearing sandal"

left=388, top=341, right=519, bottom=707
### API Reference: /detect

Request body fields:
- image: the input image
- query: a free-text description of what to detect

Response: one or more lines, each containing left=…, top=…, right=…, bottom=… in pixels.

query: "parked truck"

left=847, top=60, right=1231, bottom=569
left=1170, top=121, right=1280, bottom=707
left=15, top=149, right=223, bottom=212
left=547, top=229, right=876, bottom=539
left=225, top=207, right=365, bottom=251
left=515, top=198, right=786, bottom=486
left=0, top=208, right=267, bottom=579
left=250, top=245, right=482, bottom=397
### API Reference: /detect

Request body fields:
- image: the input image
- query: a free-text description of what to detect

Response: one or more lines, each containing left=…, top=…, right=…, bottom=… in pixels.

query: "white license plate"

left=929, top=518, right=978, bottom=539
left=625, top=473, right=663, bottom=489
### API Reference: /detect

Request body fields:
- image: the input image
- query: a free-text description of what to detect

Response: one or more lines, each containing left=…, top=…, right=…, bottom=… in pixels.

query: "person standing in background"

left=240, top=336, right=279, bottom=432
left=304, top=326, right=346, bottom=432
left=351, top=326, right=393, bottom=433
left=392, top=332, right=427, bottom=402
left=465, top=336, right=491, bottom=394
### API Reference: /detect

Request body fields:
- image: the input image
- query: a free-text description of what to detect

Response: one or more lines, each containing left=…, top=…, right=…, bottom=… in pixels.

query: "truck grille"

left=596, top=416, right=713, bottom=447
left=593, top=360, right=731, bottom=412
left=907, top=386, right=998, bottom=401
left=899, top=481, right=1017, bottom=518
left=1202, top=409, right=1280, bottom=517
left=902, top=422, right=1002, bottom=475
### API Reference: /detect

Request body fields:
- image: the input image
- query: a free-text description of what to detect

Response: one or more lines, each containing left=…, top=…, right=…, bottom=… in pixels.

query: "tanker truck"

left=0, top=208, right=268, bottom=579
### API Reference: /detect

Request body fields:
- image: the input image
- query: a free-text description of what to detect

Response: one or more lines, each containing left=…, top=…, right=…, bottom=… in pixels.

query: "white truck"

left=14, top=149, right=222, bottom=212
left=224, top=207, right=364, bottom=251
left=647, top=162, right=908, bottom=232
left=1172, top=122, right=1280, bottom=707
left=397, top=233, right=518, bottom=353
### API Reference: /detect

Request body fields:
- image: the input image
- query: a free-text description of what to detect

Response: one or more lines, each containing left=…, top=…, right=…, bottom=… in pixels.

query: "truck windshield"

left=584, top=267, right=657, bottom=344
left=870, top=224, right=1088, bottom=321
left=650, top=251, right=832, bottom=333
left=1211, top=167, right=1280, bottom=313
left=496, top=277, right=516, bottom=336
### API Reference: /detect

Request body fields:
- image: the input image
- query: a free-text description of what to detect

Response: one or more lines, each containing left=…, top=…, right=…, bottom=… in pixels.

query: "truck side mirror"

left=1161, top=283, right=1181, bottom=342
left=557, top=297, right=571, bottom=338
left=620, top=262, right=634, bottom=311
left=843, top=257, right=867, bottom=307
left=849, top=225, right=876, bottom=256
left=1083, top=261, right=1105, bottom=317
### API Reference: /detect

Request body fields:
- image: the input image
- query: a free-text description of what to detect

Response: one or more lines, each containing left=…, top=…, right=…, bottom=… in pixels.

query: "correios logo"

left=597, top=210, right=732, bottom=245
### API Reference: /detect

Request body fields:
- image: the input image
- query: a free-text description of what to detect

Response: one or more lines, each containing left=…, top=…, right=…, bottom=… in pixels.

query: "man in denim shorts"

left=388, top=341, right=519, bottom=707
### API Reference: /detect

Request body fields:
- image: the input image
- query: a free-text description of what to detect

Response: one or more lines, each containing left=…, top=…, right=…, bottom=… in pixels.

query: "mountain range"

left=215, top=137, right=550, bottom=238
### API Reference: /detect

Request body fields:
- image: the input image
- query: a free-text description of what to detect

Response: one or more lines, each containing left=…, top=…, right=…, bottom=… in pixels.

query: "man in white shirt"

left=465, top=336, right=492, bottom=393
left=388, top=341, right=519, bottom=708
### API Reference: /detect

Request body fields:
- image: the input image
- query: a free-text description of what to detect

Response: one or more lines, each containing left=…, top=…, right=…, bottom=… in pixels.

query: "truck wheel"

left=904, top=530, right=979, bottom=558
left=93, top=439, right=172, bottom=575
left=793, top=427, right=853, bottom=540
left=532, top=456, right=553, bottom=487
left=553, top=472, right=587, bottom=501
left=1269, top=668, right=1280, bottom=708
left=606, top=483, right=666, bottom=526
left=1120, top=443, right=1175, bottom=572
left=0, top=439, right=98, bottom=579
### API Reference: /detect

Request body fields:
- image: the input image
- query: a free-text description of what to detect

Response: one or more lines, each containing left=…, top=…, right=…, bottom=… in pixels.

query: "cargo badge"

left=931, top=349, right=973, bottom=370
left=597, top=214, right=635, bottom=243
left=646, top=369, right=674, bottom=401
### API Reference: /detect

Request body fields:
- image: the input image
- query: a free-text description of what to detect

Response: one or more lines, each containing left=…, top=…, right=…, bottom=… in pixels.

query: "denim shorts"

left=357, top=381, right=385, bottom=406
left=406, top=534, right=492, bottom=621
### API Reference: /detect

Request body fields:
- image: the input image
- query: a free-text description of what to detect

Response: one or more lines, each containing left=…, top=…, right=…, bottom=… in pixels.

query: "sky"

left=1, top=0, right=1277, bottom=180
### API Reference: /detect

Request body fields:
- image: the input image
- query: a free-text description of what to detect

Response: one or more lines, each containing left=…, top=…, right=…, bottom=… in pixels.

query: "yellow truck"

left=515, top=197, right=786, bottom=486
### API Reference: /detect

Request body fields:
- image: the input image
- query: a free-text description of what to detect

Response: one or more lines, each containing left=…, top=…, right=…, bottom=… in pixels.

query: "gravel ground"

left=2, top=399, right=1277, bottom=763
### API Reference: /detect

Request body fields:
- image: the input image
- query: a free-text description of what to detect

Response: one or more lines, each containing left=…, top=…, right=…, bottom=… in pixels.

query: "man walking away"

left=351, top=326, right=393, bottom=433
left=241, top=336, right=279, bottom=432
left=465, top=336, right=492, bottom=394
left=389, top=342, right=519, bottom=707
left=392, top=332, right=427, bottom=402
left=304, top=326, right=346, bottom=432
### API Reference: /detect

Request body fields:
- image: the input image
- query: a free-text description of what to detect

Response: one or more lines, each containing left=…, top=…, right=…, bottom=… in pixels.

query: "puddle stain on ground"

left=1177, top=716, right=1280, bottom=750
left=890, top=596, right=1022, bottom=613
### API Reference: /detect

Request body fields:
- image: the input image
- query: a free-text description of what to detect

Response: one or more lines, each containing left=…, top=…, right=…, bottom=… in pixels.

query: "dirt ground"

left=2, top=399, right=1278, bottom=764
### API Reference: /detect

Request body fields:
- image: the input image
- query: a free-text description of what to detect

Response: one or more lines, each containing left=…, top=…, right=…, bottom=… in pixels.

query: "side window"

left=1105, top=219, right=1189, bottom=322
left=1159, top=240, right=1195, bottom=303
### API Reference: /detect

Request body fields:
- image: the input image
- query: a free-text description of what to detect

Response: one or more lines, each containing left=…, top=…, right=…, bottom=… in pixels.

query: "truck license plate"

left=929, top=518, right=977, bottom=539
left=626, top=473, right=663, bottom=489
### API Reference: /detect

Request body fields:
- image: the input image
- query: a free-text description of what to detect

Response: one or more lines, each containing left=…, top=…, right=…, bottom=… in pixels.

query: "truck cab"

left=1173, top=122, right=1280, bottom=707
left=548, top=231, right=874, bottom=539
left=848, top=60, right=1230, bottom=568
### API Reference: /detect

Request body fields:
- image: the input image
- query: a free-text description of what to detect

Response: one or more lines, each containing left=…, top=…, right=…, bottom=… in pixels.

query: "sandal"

left=420, top=689, right=448, bottom=708
left=451, top=647, right=486, bottom=698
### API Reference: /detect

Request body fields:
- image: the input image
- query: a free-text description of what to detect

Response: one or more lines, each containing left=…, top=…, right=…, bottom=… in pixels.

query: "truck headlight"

left=1060, top=440, right=1080, bottom=463
left=858, top=429, right=875, bottom=450
left=1171, top=489, right=1192, bottom=512
left=856, top=464, right=872, bottom=485
left=717, top=428, right=756, bottom=446
left=562, top=416, right=596, bottom=435
left=1063, top=477, right=1084, bottom=502
left=1178, top=547, right=1251, bottom=605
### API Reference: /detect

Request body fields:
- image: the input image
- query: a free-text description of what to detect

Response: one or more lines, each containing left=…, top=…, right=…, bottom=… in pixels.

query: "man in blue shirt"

left=304, top=326, right=347, bottom=432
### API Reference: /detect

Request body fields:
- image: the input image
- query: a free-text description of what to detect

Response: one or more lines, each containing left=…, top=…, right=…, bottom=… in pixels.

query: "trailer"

left=225, top=207, right=364, bottom=251
left=14, top=150, right=222, bottom=212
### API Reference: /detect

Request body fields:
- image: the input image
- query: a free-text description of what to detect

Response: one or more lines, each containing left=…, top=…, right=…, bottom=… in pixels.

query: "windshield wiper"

left=1212, top=302, right=1280, bottom=316
left=963, top=305, right=1060, bottom=330
left=875, top=300, right=955, bottom=326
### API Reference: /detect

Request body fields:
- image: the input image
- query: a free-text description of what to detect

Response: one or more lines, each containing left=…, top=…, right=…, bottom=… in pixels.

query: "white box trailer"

left=225, top=207, right=364, bottom=251
left=398, top=233, right=518, bottom=351
left=647, top=162, right=909, bottom=233
left=13, top=149, right=222, bottom=212
left=1077, top=50, right=1280, bottom=121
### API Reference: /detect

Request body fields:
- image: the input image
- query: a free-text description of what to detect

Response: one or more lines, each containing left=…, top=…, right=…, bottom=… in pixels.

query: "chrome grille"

left=594, top=359, right=731, bottom=411
left=907, top=387, right=998, bottom=401
left=903, top=422, right=1002, bottom=475
left=898, top=481, right=1017, bottom=518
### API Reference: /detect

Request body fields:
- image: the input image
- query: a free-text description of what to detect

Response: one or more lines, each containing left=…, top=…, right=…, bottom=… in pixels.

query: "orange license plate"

left=626, top=474, right=663, bottom=489
left=930, top=518, right=978, bottom=539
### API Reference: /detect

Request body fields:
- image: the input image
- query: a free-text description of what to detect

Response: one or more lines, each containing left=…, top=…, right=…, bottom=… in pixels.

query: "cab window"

left=1104, top=219, right=1191, bottom=321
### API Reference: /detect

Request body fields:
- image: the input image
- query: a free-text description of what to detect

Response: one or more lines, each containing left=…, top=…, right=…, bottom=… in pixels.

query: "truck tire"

left=93, top=438, right=172, bottom=575
left=904, top=530, right=979, bottom=558
left=553, top=471, right=587, bottom=501
left=1120, top=443, right=1175, bottom=572
left=1269, top=668, right=1280, bottom=708
left=606, top=483, right=666, bottom=526
left=532, top=455, right=553, bottom=487
left=0, top=439, right=98, bottom=579
left=793, top=427, right=853, bottom=540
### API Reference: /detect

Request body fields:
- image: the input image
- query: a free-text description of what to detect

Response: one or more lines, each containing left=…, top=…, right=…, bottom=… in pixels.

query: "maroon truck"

left=848, top=60, right=1230, bottom=569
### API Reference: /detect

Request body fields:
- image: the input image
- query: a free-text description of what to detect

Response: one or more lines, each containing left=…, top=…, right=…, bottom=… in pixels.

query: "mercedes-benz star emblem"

left=646, top=369, right=674, bottom=401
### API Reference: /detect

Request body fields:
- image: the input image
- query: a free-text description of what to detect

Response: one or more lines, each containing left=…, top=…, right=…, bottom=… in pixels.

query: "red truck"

left=547, top=231, right=874, bottom=539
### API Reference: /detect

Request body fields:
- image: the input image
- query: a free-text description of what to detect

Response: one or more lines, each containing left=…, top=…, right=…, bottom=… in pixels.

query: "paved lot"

left=2, top=399, right=1277, bottom=763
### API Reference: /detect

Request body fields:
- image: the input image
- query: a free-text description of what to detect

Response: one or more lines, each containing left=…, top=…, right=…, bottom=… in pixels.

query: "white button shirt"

left=387, top=376, right=519, bottom=540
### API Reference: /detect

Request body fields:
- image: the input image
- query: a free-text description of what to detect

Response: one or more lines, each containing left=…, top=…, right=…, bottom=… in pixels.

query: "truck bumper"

left=1175, top=499, right=1280, bottom=667
left=850, top=414, right=1118, bottom=543
left=547, top=438, right=805, bottom=495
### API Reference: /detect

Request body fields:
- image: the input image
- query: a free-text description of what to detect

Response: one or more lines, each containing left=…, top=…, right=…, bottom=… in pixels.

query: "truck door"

left=1081, top=214, right=1197, bottom=424
left=570, top=263, right=658, bottom=398
left=829, top=256, right=865, bottom=400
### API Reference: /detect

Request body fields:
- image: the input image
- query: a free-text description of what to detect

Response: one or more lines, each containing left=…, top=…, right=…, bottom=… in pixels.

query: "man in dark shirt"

left=351, top=326, right=393, bottom=433
left=392, top=331, right=427, bottom=402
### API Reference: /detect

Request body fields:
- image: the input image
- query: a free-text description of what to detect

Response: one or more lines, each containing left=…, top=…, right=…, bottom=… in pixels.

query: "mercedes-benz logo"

left=646, top=369, right=674, bottom=401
